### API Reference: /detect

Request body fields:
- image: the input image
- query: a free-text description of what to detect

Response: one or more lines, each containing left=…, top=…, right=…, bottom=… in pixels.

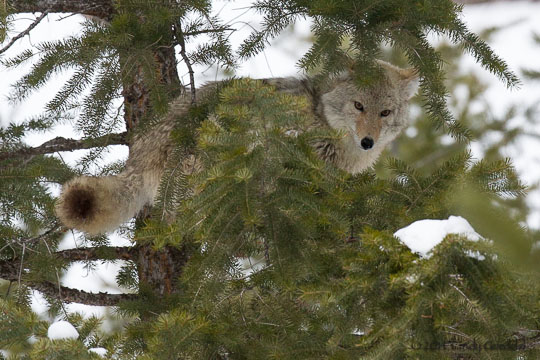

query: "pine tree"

left=0, top=0, right=539, bottom=359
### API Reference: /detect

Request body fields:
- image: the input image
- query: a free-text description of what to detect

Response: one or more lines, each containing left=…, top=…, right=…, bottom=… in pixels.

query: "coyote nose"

left=361, top=137, right=374, bottom=150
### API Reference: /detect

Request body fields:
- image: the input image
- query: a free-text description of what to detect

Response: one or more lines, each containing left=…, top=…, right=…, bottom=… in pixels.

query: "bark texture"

left=8, top=0, right=116, bottom=20
left=136, top=245, right=189, bottom=296
left=0, top=257, right=136, bottom=305
left=0, top=132, right=127, bottom=163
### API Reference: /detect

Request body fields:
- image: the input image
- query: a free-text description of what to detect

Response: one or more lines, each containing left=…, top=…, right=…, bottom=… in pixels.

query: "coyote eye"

left=354, top=102, right=364, bottom=111
left=380, top=110, right=391, bottom=117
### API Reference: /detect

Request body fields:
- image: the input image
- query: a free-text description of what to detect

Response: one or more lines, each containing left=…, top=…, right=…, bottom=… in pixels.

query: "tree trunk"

left=118, top=10, right=186, bottom=300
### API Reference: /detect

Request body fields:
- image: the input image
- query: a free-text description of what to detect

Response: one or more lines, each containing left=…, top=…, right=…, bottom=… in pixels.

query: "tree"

left=0, top=0, right=538, bottom=359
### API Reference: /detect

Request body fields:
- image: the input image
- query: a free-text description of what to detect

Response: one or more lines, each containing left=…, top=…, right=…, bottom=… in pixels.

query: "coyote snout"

left=360, top=137, right=374, bottom=150
left=355, top=110, right=384, bottom=150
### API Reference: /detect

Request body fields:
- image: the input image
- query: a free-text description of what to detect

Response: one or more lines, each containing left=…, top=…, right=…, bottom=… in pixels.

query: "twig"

left=183, top=27, right=234, bottom=37
left=42, top=237, right=69, bottom=317
left=0, top=11, right=49, bottom=55
left=16, top=243, right=25, bottom=300
left=174, top=22, right=196, bottom=103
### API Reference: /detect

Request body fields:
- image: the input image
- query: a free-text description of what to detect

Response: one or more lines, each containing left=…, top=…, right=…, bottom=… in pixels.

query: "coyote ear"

left=376, top=60, right=420, bottom=99
left=399, top=67, right=419, bottom=99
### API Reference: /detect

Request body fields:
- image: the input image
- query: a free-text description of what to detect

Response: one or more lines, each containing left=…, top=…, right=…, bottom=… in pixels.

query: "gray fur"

left=55, top=61, right=419, bottom=235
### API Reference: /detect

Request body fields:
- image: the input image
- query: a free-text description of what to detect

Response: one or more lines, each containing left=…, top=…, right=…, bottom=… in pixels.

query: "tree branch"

left=0, top=11, right=49, bottom=55
left=55, top=246, right=137, bottom=262
left=174, top=22, right=196, bottom=103
left=7, top=0, right=115, bottom=20
left=0, top=256, right=135, bottom=305
left=0, top=132, right=128, bottom=163
left=32, top=281, right=136, bottom=306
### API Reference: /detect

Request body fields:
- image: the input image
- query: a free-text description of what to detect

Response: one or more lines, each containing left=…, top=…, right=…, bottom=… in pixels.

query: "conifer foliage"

left=0, top=0, right=539, bottom=359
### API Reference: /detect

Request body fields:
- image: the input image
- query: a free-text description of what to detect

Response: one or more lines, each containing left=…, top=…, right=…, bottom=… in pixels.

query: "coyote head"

left=321, top=61, right=419, bottom=152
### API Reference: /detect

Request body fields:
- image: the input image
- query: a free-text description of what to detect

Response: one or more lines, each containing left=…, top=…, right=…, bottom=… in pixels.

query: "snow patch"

left=89, top=347, right=107, bottom=357
left=47, top=321, right=79, bottom=340
left=394, top=216, right=481, bottom=258
left=27, top=335, right=38, bottom=344
left=237, top=256, right=266, bottom=278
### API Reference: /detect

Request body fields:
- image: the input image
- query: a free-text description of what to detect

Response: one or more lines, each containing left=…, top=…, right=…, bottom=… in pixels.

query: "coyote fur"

left=56, top=61, right=419, bottom=235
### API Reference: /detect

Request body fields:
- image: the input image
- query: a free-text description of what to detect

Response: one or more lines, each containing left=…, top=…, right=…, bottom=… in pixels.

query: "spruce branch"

left=32, top=282, right=135, bottom=306
left=55, top=246, right=137, bottom=262
left=0, top=225, right=63, bottom=254
left=0, top=11, right=49, bottom=55
left=7, top=0, right=115, bottom=20
left=0, top=131, right=128, bottom=163
left=0, top=257, right=135, bottom=305
left=183, top=27, right=235, bottom=37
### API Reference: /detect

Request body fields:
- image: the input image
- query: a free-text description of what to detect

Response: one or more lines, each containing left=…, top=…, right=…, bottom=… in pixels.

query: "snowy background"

left=1, top=0, right=539, bottom=324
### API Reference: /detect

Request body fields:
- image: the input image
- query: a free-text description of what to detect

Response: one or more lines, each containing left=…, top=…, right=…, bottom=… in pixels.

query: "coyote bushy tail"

left=55, top=99, right=188, bottom=235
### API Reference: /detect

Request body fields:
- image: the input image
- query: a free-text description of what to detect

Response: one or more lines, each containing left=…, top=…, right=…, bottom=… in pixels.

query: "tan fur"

left=55, top=61, right=419, bottom=235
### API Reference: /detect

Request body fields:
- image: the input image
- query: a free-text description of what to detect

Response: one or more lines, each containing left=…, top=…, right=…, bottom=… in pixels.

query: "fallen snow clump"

left=47, top=321, right=79, bottom=340
left=394, top=215, right=482, bottom=258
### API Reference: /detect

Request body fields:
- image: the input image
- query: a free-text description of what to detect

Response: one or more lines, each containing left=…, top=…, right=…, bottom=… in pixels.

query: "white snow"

left=394, top=216, right=481, bottom=258
left=238, top=256, right=266, bottom=278
left=88, top=347, right=107, bottom=357
left=458, top=2, right=540, bottom=230
left=47, top=320, right=79, bottom=340
left=62, top=261, right=127, bottom=294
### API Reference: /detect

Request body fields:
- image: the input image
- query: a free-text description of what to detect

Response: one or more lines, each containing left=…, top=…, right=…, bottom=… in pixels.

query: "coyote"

left=56, top=61, right=419, bottom=235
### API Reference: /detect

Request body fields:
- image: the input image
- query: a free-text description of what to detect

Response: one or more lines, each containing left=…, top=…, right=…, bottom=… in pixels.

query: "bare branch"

left=33, top=281, right=136, bottom=306
left=0, top=257, right=135, bottom=305
left=0, top=132, right=128, bottom=163
left=55, top=246, right=137, bottom=262
left=174, top=23, right=196, bottom=103
left=184, top=27, right=235, bottom=37
left=0, top=11, right=49, bottom=55
left=7, top=0, right=115, bottom=20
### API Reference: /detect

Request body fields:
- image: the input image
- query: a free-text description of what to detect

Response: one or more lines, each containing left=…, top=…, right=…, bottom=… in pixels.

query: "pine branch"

left=7, top=0, right=115, bottom=20
left=0, top=258, right=135, bottom=305
left=184, top=27, right=235, bottom=37
left=0, top=11, right=49, bottom=55
left=0, top=225, right=63, bottom=254
left=55, top=246, right=137, bottom=262
left=32, top=281, right=135, bottom=306
left=0, top=131, right=128, bottom=162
